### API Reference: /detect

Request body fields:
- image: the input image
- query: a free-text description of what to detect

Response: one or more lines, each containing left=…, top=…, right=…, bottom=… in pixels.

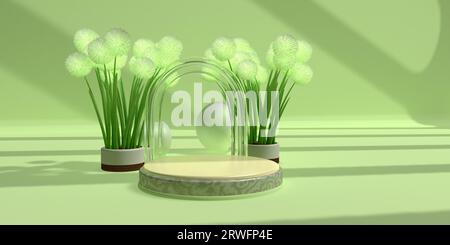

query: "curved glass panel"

left=145, top=58, right=248, bottom=161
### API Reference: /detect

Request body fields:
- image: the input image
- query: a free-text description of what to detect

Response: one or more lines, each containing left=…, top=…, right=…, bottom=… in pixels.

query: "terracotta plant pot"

left=248, top=143, right=280, bottom=163
left=101, top=147, right=145, bottom=172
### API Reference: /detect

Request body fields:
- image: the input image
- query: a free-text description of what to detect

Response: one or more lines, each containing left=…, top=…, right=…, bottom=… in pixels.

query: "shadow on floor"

left=0, top=150, right=98, bottom=157
left=0, top=160, right=137, bottom=188
left=250, top=210, right=450, bottom=224
left=169, top=145, right=450, bottom=153
left=3, top=133, right=450, bottom=142
left=283, top=145, right=450, bottom=152
left=0, top=136, right=102, bottom=141
left=283, top=164, right=450, bottom=178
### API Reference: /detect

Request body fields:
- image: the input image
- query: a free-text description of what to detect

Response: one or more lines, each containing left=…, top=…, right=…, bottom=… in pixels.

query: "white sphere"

left=153, top=121, right=172, bottom=157
left=196, top=102, right=231, bottom=153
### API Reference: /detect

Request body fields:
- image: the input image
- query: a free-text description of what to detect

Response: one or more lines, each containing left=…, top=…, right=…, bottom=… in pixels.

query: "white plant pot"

left=248, top=143, right=280, bottom=163
left=101, top=147, right=145, bottom=172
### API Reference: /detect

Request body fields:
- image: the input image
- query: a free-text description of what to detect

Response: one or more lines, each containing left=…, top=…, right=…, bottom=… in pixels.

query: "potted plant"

left=204, top=35, right=313, bottom=163
left=65, top=28, right=182, bottom=171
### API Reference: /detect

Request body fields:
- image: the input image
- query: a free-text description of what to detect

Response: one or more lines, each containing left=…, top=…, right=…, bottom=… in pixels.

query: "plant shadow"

left=283, top=163, right=450, bottom=178
left=0, top=160, right=138, bottom=188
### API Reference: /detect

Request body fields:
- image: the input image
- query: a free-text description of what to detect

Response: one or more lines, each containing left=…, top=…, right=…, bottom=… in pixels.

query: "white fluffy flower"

left=265, top=44, right=275, bottom=69
left=104, top=28, right=132, bottom=56
left=212, top=37, right=236, bottom=61
left=204, top=49, right=228, bottom=68
left=73, top=28, right=99, bottom=54
left=133, top=39, right=155, bottom=58
left=237, top=60, right=258, bottom=80
left=273, top=53, right=296, bottom=70
left=256, top=66, right=269, bottom=83
left=158, top=36, right=183, bottom=57
left=296, top=40, right=312, bottom=63
left=128, top=57, right=155, bottom=79
left=204, top=48, right=216, bottom=60
left=272, top=34, right=298, bottom=57
left=230, top=52, right=251, bottom=68
left=152, top=36, right=183, bottom=68
left=87, top=38, right=114, bottom=64
left=234, top=38, right=253, bottom=52
left=290, top=63, right=313, bottom=85
left=65, top=52, right=93, bottom=77
left=247, top=51, right=260, bottom=64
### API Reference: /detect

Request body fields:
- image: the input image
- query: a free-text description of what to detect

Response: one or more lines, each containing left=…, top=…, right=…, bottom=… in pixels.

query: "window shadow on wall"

left=253, top=0, right=450, bottom=127
left=0, top=1, right=92, bottom=118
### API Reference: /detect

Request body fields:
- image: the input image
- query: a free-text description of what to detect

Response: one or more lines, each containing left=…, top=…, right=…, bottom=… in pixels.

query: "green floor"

left=1, top=121, right=450, bottom=224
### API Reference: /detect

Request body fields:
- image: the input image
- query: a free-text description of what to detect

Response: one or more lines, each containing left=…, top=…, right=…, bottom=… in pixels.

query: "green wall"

left=0, top=0, right=449, bottom=127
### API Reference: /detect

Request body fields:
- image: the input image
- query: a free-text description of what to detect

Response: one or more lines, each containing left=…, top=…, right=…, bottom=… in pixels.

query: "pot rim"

left=248, top=143, right=279, bottom=147
left=101, top=146, right=144, bottom=152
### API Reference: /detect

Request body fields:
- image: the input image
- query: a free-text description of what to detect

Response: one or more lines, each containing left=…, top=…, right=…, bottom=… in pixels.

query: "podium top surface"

left=143, top=155, right=280, bottom=180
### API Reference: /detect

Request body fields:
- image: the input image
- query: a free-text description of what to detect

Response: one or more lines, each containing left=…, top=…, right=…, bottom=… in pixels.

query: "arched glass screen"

left=145, top=59, right=248, bottom=161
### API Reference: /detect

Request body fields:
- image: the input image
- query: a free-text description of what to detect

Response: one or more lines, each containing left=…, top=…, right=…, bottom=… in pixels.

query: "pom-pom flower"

left=290, top=63, right=313, bottom=85
left=104, top=28, right=132, bottom=56
left=202, top=34, right=314, bottom=146
left=271, top=35, right=298, bottom=70
left=256, top=66, right=269, bottom=83
left=237, top=60, right=258, bottom=80
left=247, top=51, right=260, bottom=64
left=66, top=28, right=182, bottom=151
left=204, top=48, right=228, bottom=68
left=273, top=53, right=296, bottom=70
left=88, top=38, right=114, bottom=64
left=133, top=39, right=155, bottom=58
left=212, top=37, right=236, bottom=61
left=265, top=44, right=275, bottom=69
left=154, top=36, right=183, bottom=67
left=73, top=28, right=99, bottom=55
left=158, top=36, right=183, bottom=57
left=230, top=52, right=252, bottom=68
left=272, top=34, right=298, bottom=57
left=65, top=52, right=93, bottom=77
left=234, top=38, right=253, bottom=53
left=204, top=48, right=216, bottom=61
left=296, top=40, right=312, bottom=64
left=128, top=57, right=155, bottom=79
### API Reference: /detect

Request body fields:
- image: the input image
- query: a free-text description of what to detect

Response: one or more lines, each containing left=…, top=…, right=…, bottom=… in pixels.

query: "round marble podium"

left=138, top=155, right=282, bottom=197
